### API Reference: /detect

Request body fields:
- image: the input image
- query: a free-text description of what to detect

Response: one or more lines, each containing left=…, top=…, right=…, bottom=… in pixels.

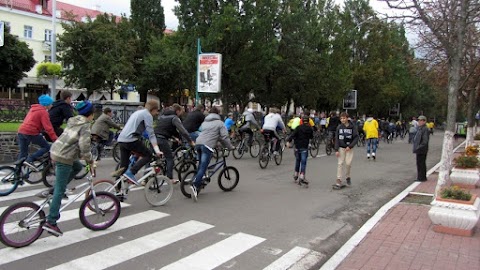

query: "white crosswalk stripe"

left=160, top=232, right=265, bottom=270
left=47, top=220, right=214, bottom=270
left=263, top=246, right=324, bottom=270
left=0, top=210, right=169, bottom=266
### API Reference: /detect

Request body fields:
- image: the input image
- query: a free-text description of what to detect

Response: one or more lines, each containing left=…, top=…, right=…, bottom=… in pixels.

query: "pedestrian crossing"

left=0, top=182, right=323, bottom=269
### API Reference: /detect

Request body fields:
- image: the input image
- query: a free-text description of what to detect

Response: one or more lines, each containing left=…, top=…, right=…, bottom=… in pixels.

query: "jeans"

left=119, top=140, right=152, bottom=175
left=193, top=145, right=213, bottom=188
left=416, top=153, right=427, bottom=181
left=17, top=133, right=51, bottom=163
left=294, top=148, right=308, bottom=174
left=158, top=138, right=174, bottom=179
left=366, top=138, right=378, bottom=155
left=47, top=160, right=83, bottom=225
left=189, top=131, right=199, bottom=142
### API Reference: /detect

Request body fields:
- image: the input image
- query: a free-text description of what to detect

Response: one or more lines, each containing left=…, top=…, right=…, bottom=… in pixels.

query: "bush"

left=454, top=155, right=479, bottom=168
left=440, top=185, right=472, bottom=201
left=36, top=62, right=61, bottom=77
left=465, top=145, right=479, bottom=156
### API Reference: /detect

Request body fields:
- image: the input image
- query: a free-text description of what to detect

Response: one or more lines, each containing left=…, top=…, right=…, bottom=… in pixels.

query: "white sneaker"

left=367, top=154, right=370, bottom=159
left=190, top=185, right=198, bottom=202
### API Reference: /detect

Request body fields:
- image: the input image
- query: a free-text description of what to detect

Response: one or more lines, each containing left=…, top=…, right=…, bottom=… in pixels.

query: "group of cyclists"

left=14, top=93, right=434, bottom=236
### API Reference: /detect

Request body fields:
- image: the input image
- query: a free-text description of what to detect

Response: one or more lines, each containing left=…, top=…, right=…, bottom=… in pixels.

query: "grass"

left=0, top=123, right=21, bottom=132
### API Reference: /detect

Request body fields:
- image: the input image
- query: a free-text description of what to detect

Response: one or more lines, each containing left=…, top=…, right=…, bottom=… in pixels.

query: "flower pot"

left=449, top=167, right=480, bottom=189
left=428, top=195, right=480, bottom=236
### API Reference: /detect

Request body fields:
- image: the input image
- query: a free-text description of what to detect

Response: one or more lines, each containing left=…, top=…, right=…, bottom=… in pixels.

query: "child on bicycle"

left=286, top=116, right=314, bottom=185
left=42, top=101, right=95, bottom=236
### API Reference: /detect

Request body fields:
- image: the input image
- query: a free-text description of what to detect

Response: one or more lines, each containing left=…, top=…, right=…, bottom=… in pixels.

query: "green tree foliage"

left=0, top=25, right=35, bottom=88
left=131, top=0, right=166, bottom=101
left=57, top=14, right=136, bottom=99
left=36, top=62, right=62, bottom=77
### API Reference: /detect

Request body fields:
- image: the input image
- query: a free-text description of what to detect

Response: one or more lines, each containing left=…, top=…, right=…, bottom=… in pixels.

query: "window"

left=24, top=25, right=33, bottom=39
left=44, top=55, right=52, bottom=62
left=44, top=29, right=52, bottom=42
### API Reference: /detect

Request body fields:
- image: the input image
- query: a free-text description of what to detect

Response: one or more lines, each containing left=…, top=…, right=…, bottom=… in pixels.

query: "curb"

left=319, top=141, right=466, bottom=270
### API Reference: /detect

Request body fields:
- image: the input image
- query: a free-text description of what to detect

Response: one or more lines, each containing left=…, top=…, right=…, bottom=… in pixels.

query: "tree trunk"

left=434, top=0, right=469, bottom=197
left=466, top=87, right=476, bottom=145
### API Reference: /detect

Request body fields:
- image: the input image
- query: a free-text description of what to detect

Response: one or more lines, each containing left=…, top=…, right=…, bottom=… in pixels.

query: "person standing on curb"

left=413, top=115, right=430, bottom=182
left=333, top=112, right=358, bottom=189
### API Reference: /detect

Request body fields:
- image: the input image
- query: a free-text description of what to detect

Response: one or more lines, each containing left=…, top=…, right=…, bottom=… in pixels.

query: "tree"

left=58, top=14, right=137, bottom=99
left=0, top=25, right=35, bottom=89
left=36, top=62, right=62, bottom=77
left=130, top=0, right=166, bottom=102
left=384, top=0, right=480, bottom=194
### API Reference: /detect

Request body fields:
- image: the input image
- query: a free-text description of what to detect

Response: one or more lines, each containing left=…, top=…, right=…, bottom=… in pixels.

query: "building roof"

left=1, top=0, right=108, bottom=21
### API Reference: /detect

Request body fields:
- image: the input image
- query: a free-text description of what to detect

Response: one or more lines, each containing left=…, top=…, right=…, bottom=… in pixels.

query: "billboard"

left=198, top=53, right=222, bottom=93
left=343, top=90, right=357, bottom=110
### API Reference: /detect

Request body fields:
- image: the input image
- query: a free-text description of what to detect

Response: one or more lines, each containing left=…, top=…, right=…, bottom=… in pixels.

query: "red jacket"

left=18, top=104, right=58, bottom=141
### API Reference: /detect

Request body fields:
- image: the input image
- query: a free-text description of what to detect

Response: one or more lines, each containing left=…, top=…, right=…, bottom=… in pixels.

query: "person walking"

left=17, top=94, right=58, bottom=170
left=363, top=114, right=379, bottom=160
left=286, top=115, right=314, bottom=185
left=413, top=115, right=430, bottom=182
left=334, top=112, right=358, bottom=189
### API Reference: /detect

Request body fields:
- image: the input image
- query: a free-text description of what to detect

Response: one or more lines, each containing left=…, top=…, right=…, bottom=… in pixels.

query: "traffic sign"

left=343, top=90, right=357, bottom=110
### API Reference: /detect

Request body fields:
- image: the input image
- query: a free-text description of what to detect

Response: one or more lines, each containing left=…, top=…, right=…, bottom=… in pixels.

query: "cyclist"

left=118, top=100, right=163, bottom=185
left=363, top=114, right=379, bottom=160
left=189, top=106, right=234, bottom=201
left=91, top=107, right=122, bottom=160
left=155, top=103, right=194, bottom=183
left=17, top=94, right=58, bottom=171
left=42, top=101, right=95, bottom=236
left=238, top=108, right=260, bottom=146
left=287, top=115, right=313, bottom=184
left=356, top=117, right=365, bottom=140
left=182, top=104, right=205, bottom=142
left=48, top=90, right=74, bottom=137
left=262, top=107, right=286, bottom=155
left=224, top=112, right=235, bottom=137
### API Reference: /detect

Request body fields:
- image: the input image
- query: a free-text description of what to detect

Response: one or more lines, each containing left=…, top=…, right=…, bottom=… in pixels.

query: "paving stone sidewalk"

left=336, top=173, right=480, bottom=270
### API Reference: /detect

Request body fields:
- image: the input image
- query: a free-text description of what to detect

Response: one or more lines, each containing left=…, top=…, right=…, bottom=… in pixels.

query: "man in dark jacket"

left=182, top=104, right=205, bottom=142
left=155, top=104, right=194, bottom=182
left=413, top=115, right=430, bottom=182
left=48, top=90, right=73, bottom=137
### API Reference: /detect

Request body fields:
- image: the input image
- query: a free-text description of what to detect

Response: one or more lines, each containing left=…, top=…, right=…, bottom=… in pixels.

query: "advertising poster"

left=198, top=53, right=222, bottom=93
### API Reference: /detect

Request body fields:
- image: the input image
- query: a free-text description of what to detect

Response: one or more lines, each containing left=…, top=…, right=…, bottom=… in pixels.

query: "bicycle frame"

left=205, top=155, right=227, bottom=178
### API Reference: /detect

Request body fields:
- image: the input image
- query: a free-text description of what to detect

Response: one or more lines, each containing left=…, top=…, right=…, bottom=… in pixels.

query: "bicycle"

left=0, top=153, right=53, bottom=196
left=91, top=130, right=121, bottom=162
left=309, top=131, right=321, bottom=158
left=41, top=160, right=90, bottom=188
left=0, top=165, right=121, bottom=248
left=180, top=149, right=239, bottom=198
left=357, top=132, right=366, bottom=147
left=258, top=130, right=283, bottom=169
left=231, top=130, right=260, bottom=159
left=91, top=155, right=174, bottom=206
left=325, top=132, right=335, bottom=156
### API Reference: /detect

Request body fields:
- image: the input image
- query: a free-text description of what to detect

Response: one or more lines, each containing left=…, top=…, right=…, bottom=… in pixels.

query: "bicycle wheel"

left=0, top=202, right=45, bottom=248
left=218, top=166, right=239, bottom=191
left=180, top=170, right=197, bottom=198
left=274, top=150, right=283, bottom=165
left=112, top=143, right=121, bottom=163
left=79, top=191, right=121, bottom=231
left=258, top=146, right=269, bottom=169
left=309, top=141, right=319, bottom=158
left=232, top=141, right=245, bottom=159
left=176, top=161, right=197, bottom=182
left=249, top=139, right=261, bottom=158
left=87, top=179, right=116, bottom=198
left=144, top=175, right=173, bottom=206
left=0, top=166, right=19, bottom=196
left=41, top=161, right=55, bottom=187
left=22, top=162, right=45, bottom=184
left=325, top=143, right=333, bottom=156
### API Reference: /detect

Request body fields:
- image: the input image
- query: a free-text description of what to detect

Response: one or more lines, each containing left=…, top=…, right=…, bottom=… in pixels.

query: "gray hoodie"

left=240, top=111, right=259, bottom=129
left=196, top=113, right=234, bottom=149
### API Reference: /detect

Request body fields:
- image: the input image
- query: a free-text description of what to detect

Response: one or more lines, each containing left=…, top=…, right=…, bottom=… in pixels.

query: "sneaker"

left=190, top=185, right=198, bottom=202
left=42, top=222, right=63, bottom=237
left=367, top=154, right=370, bottom=159
left=346, top=177, right=351, bottom=186
left=299, top=173, right=305, bottom=180
left=23, top=161, right=38, bottom=172
left=372, top=153, right=376, bottom=160
left=123, top=170, right=140, bottom=186
left=170, top=178, right=180, bottom=185
left=36, top=188, right=68, bottom=200
left=293, top=172, right=298, bottom=181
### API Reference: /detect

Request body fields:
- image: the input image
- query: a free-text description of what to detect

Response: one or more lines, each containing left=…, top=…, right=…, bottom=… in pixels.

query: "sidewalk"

left=321, top=143, right=480, bottom=270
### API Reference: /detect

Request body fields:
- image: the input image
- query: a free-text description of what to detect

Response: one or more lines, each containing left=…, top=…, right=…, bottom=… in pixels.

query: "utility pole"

left=51, top=0, right=57, bottom=99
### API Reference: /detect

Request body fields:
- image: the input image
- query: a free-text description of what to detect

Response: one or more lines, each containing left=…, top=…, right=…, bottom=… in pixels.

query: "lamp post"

left=51, top=0, right=57, bottom=99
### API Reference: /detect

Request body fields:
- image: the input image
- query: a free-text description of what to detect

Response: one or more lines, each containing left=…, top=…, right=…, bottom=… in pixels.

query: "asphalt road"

left=0, top=132, right=450, bottom=270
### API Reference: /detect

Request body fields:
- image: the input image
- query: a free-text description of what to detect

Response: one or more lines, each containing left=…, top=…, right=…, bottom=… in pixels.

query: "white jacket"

left=262, top=113, right=285, bottom=131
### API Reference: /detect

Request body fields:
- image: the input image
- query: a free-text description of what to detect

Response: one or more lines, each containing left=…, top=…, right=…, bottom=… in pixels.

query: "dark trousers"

left=119, top=140, right=152, bottom=175
left=416, top=153, right=427, bottom=181
left=158, top=138, right=174, bottom=179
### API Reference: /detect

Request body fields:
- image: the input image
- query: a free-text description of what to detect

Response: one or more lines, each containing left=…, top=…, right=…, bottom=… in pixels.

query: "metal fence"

left=0, top=99, right=29, bottom=122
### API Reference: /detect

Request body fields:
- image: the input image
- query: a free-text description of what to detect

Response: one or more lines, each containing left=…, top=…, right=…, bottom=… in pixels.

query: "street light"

left=51, top=0, right=57, bottom=99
